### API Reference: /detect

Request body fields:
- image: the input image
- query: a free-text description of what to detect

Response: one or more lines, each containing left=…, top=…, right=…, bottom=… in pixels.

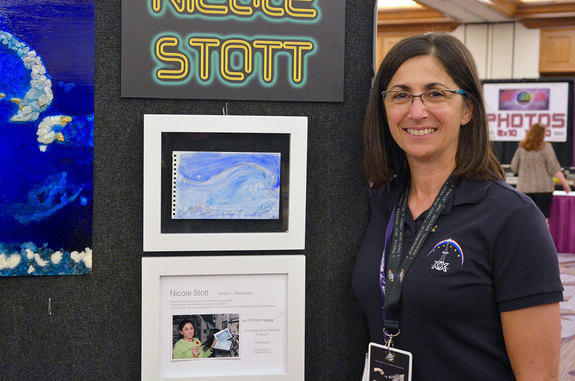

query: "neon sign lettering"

left=153, top=34, right=316, bottom=86
left=149, top=0, right=319, bottom=21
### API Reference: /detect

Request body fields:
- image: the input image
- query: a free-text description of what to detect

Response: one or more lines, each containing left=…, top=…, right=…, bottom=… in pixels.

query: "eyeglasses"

left=381, top=89, right=466, bottom=108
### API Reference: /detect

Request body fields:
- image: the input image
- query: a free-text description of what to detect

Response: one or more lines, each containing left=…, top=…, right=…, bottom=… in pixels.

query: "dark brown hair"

left=178, top=319, right=196, bottom=333
left=519, top=123, right=546, bottom=151
left=363, top=33, right=504, bottom=189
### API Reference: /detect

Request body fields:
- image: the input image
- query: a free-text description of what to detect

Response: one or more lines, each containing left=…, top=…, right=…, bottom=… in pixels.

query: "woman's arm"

left=501, top=302, right=561, bottom=381
left=553, top=170, right=571, bottom=193
left=510, top=149, right=520, bottom=175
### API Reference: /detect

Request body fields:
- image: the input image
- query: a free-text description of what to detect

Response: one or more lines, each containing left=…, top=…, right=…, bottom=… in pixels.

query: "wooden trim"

left=515, top=2, right=575, bottom=17
left=378, top=7, right=460, bottom=33
left=379, top=1, right=575, bottom=30
left=521, top=16, right=575, bottom=29
left=512, top=2, right=575, bottom=28
left=378, top=7, right=452, bottom=23
left=377, top=22, right=460, bottom=34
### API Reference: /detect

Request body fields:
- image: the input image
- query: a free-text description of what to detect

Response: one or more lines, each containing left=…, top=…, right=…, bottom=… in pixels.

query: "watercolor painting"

left=0, top=1, right=94, bottom=276
left=172, top=151, right=280, bottom=220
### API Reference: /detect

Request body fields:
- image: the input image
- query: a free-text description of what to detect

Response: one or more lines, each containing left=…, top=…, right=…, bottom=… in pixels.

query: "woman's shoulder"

left=486, top=180, right=543, bottom=217
left=458, top=178, right=533, bottom=210
left=490, top=179, right=530, bottom=199
left=457, top=180, right=546, bottom=232
left=542, top=142, right=555, bottom=152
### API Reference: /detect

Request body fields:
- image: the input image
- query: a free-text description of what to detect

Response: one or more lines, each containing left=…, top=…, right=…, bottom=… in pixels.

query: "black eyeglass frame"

left=381, top=89, right=466, bottom=105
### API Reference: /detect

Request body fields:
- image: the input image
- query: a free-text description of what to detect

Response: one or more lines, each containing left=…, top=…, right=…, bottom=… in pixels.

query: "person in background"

left=353, top=32, right=563, bottom=380
left=173, top=319, right=217, bottom=359
left=511, top=122, right=571, bottom=224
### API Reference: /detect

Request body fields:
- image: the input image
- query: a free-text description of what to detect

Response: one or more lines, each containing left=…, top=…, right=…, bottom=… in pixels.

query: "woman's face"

left=384, top=55, right=472, bottom=167
left=180, top=323, right=195, bottom=341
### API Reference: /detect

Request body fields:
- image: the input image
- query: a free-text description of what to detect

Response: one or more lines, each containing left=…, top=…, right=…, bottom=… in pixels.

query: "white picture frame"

left=141, top=255, right=305, bottom=381
left=143, top=114, right=308, bottom=251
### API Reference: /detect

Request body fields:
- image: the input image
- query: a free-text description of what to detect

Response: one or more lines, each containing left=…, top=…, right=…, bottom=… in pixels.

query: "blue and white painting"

left=0, top=1, right=94, bottom=276
left=172, top=151, right=281, bottom=220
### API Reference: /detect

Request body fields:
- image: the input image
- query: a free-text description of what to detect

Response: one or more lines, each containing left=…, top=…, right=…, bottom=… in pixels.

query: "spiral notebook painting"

left=172, top=151, right=281, bottom=220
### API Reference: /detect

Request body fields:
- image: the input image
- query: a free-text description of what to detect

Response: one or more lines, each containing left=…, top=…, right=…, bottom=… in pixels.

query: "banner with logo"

left=121, top=0, right=345, bottom=102
left=484, top=81, right=570, bottom=142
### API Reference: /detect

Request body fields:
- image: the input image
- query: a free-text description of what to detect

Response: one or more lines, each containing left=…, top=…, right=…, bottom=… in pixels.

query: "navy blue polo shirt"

left=352, top=176, right=563, bottom=381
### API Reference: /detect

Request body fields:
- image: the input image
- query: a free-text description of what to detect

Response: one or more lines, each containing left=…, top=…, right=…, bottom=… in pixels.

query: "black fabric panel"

left=0, top=0, right=375, bottom=379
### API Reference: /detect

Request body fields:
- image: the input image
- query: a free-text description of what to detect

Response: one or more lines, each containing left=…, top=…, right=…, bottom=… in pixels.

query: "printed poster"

left=160, top=273, right=288, bottom=377
left=484, top=81, right=569, bottom=142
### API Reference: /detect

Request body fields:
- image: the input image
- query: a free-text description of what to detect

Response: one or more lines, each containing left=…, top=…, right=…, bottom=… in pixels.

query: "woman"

left=511, top=123, right=571, bottom=223
left=173, top=319, right=216, bottom=359
left=353, top=33, right=563, bottom=380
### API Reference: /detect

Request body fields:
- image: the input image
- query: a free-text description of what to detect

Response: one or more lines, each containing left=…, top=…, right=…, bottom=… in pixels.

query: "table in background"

left=550, top=191, right=575, bottom=254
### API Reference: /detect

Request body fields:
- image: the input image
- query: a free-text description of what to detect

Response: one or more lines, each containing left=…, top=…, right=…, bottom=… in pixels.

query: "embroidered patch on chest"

left=425, top=238, right=464, bottom=273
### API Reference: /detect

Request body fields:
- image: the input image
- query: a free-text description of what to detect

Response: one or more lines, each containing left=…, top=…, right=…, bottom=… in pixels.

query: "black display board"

left=0, top=0, right=375, bottom=379
left=121, top=0, right=346, bottom=102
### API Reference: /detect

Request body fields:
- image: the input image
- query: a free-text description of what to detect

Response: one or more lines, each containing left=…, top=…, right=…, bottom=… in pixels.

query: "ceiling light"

left=377, top=0, right=420, bottom=9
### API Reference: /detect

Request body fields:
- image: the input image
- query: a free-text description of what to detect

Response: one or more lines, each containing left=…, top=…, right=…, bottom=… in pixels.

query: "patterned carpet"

left=559, top=253, right=575, bottom=379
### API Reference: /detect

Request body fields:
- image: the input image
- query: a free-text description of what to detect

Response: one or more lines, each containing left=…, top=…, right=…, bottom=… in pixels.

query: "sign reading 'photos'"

left=484, top=81, right=570, bottom=142
left=121, top=1, right=345, bottom=102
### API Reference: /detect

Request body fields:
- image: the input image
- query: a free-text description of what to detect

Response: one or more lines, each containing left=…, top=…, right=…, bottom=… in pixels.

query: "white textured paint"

left=452, top=22, right=540, bottom=80
left=465, top=24, right=490, bottom=79
left=490, top=23, right=514, bottom=79
left=513, top=23, right=540, bottom=78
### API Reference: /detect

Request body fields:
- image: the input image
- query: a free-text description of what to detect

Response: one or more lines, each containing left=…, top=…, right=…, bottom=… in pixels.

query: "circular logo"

left=516, top=91, right=532, bottom=105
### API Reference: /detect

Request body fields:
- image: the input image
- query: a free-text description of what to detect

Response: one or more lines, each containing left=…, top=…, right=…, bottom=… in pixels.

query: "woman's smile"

left=405, top=128, right=437, bottom=136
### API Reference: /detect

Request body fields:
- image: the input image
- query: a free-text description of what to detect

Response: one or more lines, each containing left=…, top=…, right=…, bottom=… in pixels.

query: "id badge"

left=368, top=342, right=412, bottom=381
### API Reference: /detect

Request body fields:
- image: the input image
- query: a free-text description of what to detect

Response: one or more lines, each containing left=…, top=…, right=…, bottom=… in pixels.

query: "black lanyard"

left=383, top=178, right=455, bottom=334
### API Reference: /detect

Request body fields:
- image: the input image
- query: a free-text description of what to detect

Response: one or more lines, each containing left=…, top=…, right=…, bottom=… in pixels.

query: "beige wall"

left=377, top=22, right=541, bottom=80
left=451, top=22, right=540, bottom=80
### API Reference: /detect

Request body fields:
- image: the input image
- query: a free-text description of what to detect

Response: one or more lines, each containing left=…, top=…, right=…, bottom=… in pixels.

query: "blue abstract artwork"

left=172, top=151, right=281, bottom=220
left=0, top=1, right=94, bottom=276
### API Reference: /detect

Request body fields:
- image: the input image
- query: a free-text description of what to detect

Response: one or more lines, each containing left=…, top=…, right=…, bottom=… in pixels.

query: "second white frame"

left=142, top=255, right=306, bottom=380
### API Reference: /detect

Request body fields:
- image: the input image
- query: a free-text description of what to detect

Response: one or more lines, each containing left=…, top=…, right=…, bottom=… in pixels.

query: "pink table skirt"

left=549, top=192, right=575, bottom=254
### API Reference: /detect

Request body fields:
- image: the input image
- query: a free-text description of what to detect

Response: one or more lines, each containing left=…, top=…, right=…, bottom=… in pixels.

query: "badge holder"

left=368, top=331, right=412, bottom=381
